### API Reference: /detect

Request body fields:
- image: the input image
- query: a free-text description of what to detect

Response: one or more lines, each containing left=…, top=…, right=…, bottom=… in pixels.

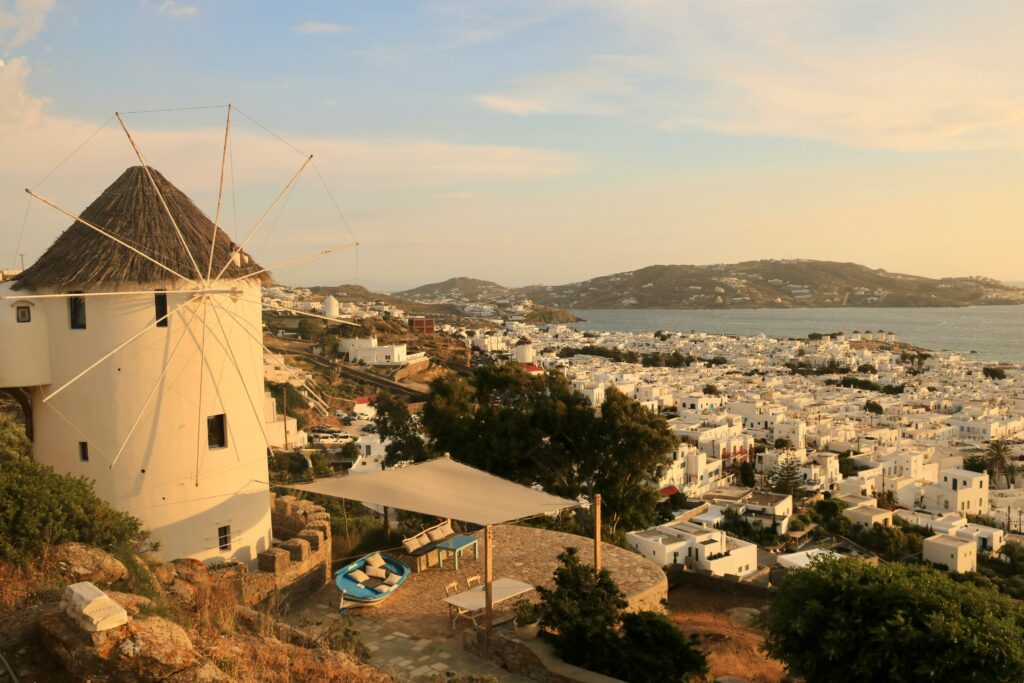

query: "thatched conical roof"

left=15, top=166, right=267, bottom=291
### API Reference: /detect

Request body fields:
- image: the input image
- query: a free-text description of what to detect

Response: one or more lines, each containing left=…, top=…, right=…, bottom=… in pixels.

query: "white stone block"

left=61, top=581, right=129, bottom=632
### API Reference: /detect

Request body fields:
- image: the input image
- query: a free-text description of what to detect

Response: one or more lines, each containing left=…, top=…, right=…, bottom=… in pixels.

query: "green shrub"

left=537, top=547, right=707, bottom=682
left=765, top=556, right=1024, bottom=682
left=0, top=453, right=145, bottom=560
left=613, top=612, right=708, bottom=683
left=0, top=412, right=30, bottom=458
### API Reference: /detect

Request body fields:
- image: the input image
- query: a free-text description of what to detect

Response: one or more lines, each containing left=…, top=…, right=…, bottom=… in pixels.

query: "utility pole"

left=283, top=389, right=289, bottom=449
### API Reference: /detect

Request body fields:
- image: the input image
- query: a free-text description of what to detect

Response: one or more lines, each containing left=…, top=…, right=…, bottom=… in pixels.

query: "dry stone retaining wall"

left=208, top=493, right=333, bottom=607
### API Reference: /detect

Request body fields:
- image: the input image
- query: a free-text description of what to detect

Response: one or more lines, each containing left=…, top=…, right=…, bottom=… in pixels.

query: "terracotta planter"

left=515, top=620, right=540, bottom=640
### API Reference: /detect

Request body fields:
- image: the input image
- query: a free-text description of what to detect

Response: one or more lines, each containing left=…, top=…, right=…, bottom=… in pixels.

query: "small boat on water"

left=335, top=552, right=410, bottom=607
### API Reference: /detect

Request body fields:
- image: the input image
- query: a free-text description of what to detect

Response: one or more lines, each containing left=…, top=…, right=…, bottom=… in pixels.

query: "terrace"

left=285, top=524, right=666, bottom=681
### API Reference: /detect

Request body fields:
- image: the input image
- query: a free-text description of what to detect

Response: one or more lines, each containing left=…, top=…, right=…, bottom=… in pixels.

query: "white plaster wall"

left=29, top=280, right=272, bottom=566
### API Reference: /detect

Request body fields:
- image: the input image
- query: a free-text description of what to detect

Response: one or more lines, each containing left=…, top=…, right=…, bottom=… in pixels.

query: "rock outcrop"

left=39, top=590, right=228, bottom=682
left=52, top=542, right=129, bottom=584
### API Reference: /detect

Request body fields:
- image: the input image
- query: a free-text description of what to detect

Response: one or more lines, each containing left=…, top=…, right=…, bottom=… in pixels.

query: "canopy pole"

left=484, top=524, right=494, bottom=650
left=594, top=494, right=602, bottom=571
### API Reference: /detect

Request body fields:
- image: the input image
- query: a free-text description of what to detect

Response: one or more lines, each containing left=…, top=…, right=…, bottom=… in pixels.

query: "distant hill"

left=398, top=277, right=509, bottom=301
left=399, top=260, right=1024, bottom=310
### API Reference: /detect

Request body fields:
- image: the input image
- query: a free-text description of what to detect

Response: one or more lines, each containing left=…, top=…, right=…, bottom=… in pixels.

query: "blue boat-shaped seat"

left=334, top=552, right=410, bottom=606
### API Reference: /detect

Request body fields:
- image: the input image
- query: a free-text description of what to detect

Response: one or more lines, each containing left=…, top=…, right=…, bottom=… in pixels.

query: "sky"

left=1, top=1, right=1023, bottom=291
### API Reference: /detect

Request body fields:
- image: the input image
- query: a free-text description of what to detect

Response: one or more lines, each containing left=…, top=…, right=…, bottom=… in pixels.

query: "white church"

left=0, top=166, right=275, bottom=567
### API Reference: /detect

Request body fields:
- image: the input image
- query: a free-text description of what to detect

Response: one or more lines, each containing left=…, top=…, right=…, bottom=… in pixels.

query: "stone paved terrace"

left=285, top=524, right=667, bottom=682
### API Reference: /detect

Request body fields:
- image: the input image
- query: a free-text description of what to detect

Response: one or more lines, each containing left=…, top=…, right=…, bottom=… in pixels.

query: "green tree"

left=296, top=318, right=323, bottom=341
left=702, top=384, right=719, bottom=396
left=984, top=366, right=1007, bottom=380
left=537, top=546, right=626, bottom=672
left=421, top=365, right=674, bottom=532
left=537, top=547, right=706, bottom=682
left=738, top=460, right=756, bottom=487
left=586, top=388, right=678, bottom=533
left=764, top=557, right=1024, bottom=682
left=769, top=454, right=806, bottom=501
left=267, top=381, right=310, bottom=431
left=987, top=440, right=1017, bottom=488
left=864, top=400, right=884, bottom=415
left=372, top=391, right=431, bottom=466
left=614, top=612, right=709, bottom=683
left=963, top=454, right=989, bottom=474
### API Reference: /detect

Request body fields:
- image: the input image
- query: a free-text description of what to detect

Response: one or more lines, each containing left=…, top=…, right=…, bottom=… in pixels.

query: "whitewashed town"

left=263, top=283, right=1024, bottom=582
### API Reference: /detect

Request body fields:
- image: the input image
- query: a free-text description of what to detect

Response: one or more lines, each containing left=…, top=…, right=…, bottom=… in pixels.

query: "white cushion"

left=427, top=526, right=447, bottom=543
left=384, top=572, right=402, bottom=586
left=365, top=552, right=386, bottom=568
left=439, top=520, right=454, bottom=538
left=415, top=532, right=431, bottom=547
left=347, top=569, right=370, bottom=584
left=365, top=565, right=387, bottom=580
left=402, top=536, right=422, bottom=553
left=374, top=584, right=394, bottom=593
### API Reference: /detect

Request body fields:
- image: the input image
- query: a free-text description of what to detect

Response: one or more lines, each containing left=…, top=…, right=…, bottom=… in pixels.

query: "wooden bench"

left=400, top=519, right=455, bottom=572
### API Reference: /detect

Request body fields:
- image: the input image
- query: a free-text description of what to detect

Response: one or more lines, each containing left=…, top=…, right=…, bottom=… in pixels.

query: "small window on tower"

left=15, top=305, right=31, bottom=323
left=207, top=414, right=227, bottom=449
left=217, top=525, right=231, bottom=551
left=79, top=442, right=89, bottom=462
left=69, top=294, right=86, bottom=330
left=154, top=292, right=168, bottom=327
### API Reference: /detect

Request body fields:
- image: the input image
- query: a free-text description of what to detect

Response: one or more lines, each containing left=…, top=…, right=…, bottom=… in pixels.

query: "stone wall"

left=209, top=493, right=333, bottom=607
left=464, top=629, right=624, bottom=683
left=666, top=565, right=772, bottom=600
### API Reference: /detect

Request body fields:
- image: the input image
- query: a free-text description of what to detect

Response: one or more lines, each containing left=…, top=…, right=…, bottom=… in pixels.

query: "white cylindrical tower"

left=323, top=295, right=339, bottom=319
left=514, top=336, right=535, bottom=364
left=11, top=166, right=274, bottom=567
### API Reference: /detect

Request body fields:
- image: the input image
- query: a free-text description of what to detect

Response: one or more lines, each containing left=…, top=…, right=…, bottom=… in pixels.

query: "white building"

left=264, top=392, right=305, bottom=449
left=626, top=517, right=758, bottom=577
left=923, top=534, right=977, bottom=573
left=337, top=336, right=409, bottom=365
left=919, top=468, right=990, bottom=517
left=0, top=166, right=273, bottom=566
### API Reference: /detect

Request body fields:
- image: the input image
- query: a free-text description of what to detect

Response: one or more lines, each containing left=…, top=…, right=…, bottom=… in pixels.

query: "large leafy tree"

left=421, top=365, right=675, bottom=531
left=584, top=387, right=677, bottom=532
left=372, top=391, right=431, bottom=466
left=764, top=557, right=1024, bottom=682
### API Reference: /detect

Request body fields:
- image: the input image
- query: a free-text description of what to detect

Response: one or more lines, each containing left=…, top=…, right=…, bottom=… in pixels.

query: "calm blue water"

left=570, top=306, right=1024, bottom=365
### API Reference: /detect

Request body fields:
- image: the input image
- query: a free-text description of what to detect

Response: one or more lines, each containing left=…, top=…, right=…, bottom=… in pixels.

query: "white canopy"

left=286, top=456, right=579, bottom=526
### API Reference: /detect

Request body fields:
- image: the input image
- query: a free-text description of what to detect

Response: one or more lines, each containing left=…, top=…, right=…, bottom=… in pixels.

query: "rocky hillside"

left=397, top=277, right=508, bottom=301
left=401, top=260, right=1024, bottom=310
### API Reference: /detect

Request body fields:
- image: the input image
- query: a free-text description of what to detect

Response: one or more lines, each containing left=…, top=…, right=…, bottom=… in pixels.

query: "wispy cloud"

left=472, top=0, right=1024, bottom=151
left=0, top=0, right=56, bottom=48
left=156, top=1, right=198, bottom=18
left=0, top=57, right=47, bottom=128
left=292, top=21, right=349, bottom=35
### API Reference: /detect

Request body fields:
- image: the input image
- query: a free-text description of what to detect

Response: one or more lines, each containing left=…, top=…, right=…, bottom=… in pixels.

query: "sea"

left=569, top=306, right=1024, bottom=365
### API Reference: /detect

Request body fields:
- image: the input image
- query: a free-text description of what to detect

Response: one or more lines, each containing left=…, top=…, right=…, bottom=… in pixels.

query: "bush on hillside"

left=0, top=452, right=145, bottom=560
left=0, top=411, right=30, bottom=458
left=764, top=556, right=1024, bottom=682
left=537, top=547, right=707, bottom=682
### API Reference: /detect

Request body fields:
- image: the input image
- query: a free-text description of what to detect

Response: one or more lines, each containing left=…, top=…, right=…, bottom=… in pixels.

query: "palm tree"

left=986, top=440, right=1016, bottom=488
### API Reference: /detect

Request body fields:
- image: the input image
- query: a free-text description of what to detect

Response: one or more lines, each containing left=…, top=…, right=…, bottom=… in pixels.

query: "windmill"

left=0, top=106, right=357, bottom=566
